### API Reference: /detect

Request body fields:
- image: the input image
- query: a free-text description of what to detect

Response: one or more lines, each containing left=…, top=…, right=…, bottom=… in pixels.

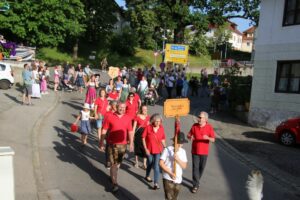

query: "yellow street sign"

left=164, top=44, right=189, bottom=64
left=108, top=66, right=120, bottom=79
left=164, top=98, right=190, bottom=117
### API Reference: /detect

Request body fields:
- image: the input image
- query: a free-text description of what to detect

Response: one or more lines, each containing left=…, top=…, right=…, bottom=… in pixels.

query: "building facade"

left=241, top=26, right=256, bottom=53
left=249, top=0, right=300, bottom=130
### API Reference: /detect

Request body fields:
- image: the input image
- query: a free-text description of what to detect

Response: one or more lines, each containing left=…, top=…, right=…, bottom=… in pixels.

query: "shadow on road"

left=242, top=131, right=275, bottom=142
left=52, top=124, right=141, bottom=199
left=4, top=93, right=22, bottom=104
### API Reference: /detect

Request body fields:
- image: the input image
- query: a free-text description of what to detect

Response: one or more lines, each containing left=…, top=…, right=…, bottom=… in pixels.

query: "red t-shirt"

left=142, top=125, right=166, bottom=154
left=188, top=123, right=215, bottom=155
left=103, top=110, right=115, bottom=124
left=126, top=100, right=138, bottom=119
left=108, top=92, right=119, bottom=100
left=133, top=93, right=140, bottom=105
left=94, top=97, right=108, bottom=115
left=134, top=115, right=150, bottom=128
left=102, top=113, right=133, bottom=144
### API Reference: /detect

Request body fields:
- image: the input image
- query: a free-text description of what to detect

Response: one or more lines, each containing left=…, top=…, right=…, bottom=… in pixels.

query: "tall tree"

left=124, top=0, right=260, bottom=46
left=126, top=0, right=158, bottom=49
left=0, top=0, right=85, bottom=47
left=82, top=0, right=118, bottom=43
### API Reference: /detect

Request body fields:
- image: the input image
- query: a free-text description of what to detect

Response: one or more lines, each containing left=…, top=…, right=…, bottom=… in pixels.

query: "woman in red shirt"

left=126, top=92, right=139, bottom=121
left=94, top=89, right=109, bottom=140
left=142, top=113, right=166, bottom=190
left=133, top=105, right=150, bottom=169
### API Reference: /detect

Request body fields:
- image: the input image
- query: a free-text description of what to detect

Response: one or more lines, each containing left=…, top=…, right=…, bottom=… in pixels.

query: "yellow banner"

left=165, top=44, right=189, bottom=64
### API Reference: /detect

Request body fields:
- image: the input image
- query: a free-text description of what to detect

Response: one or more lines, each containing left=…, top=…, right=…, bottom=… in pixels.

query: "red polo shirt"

left=94, top=97, right=108, bottom=115
left=126, top=100, right=138, bottom=120
left=102, top=113, right=133, bottom=144
left=142, top=125, right=166, bottom=154
left=188, top=123, right=215, bottom=155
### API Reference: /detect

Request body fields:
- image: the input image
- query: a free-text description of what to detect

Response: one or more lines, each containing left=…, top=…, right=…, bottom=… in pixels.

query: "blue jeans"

left=146, top=154, right=161, bottom=184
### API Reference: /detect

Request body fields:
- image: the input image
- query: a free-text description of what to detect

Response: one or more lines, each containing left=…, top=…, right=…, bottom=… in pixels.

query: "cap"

left=83, top=103, right=90, bottom=110
left=171, top=132, right=188, bottom=144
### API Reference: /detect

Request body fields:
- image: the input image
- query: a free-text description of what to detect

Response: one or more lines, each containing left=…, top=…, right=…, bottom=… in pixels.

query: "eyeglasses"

left=198, top=116, right=204, bottom=119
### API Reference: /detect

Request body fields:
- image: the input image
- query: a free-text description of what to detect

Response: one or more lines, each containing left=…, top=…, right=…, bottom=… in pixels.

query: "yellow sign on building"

left=164, top=98, right=190, bottom=118
left=164, top=44, right=189, bottom=64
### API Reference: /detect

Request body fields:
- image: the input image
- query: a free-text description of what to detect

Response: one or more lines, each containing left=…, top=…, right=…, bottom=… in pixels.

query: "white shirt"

left=81, top=110, right=90, bottom=121
left=160, top=146, right=187, bottom=184
left=138, top=80, right=148, bottom=91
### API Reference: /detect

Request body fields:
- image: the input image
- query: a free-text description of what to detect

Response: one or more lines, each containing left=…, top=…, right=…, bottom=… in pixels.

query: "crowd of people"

left=21, top=61, right=218, bottom=199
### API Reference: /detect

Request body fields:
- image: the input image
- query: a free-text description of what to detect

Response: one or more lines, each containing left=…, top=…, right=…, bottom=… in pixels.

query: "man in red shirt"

left=187, top=111, right=215, bottom=193
left=100, top=102, right=134, bottom=192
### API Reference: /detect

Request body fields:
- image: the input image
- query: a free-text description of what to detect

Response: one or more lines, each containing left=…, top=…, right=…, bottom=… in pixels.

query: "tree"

left=124, top=0, right=260, bottom=45
left=82, top=0, right=118, bottom=43
left=126, top=0, right=158, bottom=49
left=0, top=0, right=85, bottom=47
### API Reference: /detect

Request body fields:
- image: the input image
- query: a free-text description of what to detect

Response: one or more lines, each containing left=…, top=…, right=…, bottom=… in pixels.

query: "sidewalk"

left=209, top=110, right=300, bottom=197
left=0, top=87, right=58, bottom=200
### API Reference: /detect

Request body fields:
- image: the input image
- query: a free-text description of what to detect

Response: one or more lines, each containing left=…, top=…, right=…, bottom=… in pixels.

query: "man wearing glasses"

left=187, top=111, right=215, bottom=193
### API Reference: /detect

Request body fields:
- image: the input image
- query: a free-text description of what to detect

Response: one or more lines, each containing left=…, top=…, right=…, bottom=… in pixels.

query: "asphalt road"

left=36, top=91, right=296, bottom=200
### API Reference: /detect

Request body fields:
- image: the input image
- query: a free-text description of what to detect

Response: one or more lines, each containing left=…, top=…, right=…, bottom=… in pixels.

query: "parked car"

left=0, top=62, right=14, bottom=89
left=275, top=117, right=300, bottom=146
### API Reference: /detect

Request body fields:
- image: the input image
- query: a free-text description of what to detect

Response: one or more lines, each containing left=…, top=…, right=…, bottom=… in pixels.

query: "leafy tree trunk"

left=173, top=24, right=185, bottom=44
left=73, top=39, right=78, bottom=60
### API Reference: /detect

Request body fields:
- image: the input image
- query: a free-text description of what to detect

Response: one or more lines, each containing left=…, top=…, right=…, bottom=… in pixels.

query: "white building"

left=249, top=0, right=300, bottom=130
left=205, top=21, right=243, bottom=50
left=241, top=26, right=256, bottom=53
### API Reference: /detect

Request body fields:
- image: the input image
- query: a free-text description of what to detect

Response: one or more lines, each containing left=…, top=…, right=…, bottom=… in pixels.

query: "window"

left=275, top=61, right=300, bottom=93
left=0, top=64, right=5, bottom=71
left=247, top=42, right=250, bottom=46
left=283, top=0, right=300, bottom=26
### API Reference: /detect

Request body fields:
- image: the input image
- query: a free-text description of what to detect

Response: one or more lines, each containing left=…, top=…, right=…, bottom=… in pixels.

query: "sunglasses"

left=198, top=116, right=204, bottom=119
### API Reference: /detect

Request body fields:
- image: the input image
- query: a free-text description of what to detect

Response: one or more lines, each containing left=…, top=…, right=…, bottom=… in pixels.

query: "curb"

left=30, top=93, right=60, bottom=200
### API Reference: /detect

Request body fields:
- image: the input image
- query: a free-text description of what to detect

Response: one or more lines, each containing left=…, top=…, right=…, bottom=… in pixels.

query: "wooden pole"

left=173, top=115, right=180, bottom=176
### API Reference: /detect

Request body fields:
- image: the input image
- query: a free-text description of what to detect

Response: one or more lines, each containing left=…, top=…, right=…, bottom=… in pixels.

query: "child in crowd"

left=74, top=103, right=94, bottom=147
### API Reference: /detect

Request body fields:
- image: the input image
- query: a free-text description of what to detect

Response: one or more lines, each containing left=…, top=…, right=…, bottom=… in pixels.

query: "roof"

left=208, top=20, right=243, bottom=36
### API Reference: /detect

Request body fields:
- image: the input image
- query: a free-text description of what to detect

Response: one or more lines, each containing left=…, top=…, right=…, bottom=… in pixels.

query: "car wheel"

left=280, top=131, right=295, bottom=146
left=0, top=80, right=11, bottom=90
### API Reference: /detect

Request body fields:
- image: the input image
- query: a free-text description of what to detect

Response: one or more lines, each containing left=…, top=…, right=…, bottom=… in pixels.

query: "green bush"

left=110, top=27, right=138, bottom=56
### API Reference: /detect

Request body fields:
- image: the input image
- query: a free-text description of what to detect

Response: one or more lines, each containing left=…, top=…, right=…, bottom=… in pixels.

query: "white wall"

left=249, top=0, right=300, bottom=130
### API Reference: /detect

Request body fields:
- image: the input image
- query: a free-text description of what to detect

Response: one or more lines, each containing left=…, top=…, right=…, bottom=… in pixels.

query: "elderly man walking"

left=99, top=102, right=134, bottom=192
left=187, top=111, right=215, bottom=193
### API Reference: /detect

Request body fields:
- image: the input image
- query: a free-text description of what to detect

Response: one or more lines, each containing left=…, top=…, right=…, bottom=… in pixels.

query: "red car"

left=275, top=117, right=300, bottom=146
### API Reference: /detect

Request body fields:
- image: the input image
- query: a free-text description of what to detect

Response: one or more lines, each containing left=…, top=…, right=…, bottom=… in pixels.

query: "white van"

left=0, top=62, right=14, bottom=89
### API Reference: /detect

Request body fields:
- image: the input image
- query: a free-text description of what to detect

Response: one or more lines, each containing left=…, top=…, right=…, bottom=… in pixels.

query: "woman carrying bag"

left=142, top=113, right=166, bottom=190
left=133, top=105, right=150, bottom=169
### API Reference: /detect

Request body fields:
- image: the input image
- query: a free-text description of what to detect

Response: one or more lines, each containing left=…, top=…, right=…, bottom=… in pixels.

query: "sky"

left=115, top=0, right=252, bottom=32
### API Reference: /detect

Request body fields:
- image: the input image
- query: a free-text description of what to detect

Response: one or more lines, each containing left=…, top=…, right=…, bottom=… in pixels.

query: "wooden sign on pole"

left=164, top=98, right=190, bottom=176
left=108, top=66, right=120, bottom=79
left=163, top=98, right=190, bottom=118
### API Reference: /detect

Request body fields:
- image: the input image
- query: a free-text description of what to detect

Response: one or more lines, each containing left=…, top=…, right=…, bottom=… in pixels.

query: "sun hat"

left=83, top=103, right=90, bottom=110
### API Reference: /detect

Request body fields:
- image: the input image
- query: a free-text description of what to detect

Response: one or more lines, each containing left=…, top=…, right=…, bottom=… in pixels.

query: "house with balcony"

left=241, top=26, right=256, bottom=53
left=248, top=0, right=300, bottom=130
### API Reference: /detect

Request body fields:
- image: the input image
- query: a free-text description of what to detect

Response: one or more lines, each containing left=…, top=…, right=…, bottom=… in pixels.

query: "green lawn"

left=36, top=47, right=213, bottom=69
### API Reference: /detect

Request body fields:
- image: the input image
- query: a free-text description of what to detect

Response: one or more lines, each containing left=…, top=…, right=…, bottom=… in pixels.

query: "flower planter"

left=0, top=52, right=3, bottom=60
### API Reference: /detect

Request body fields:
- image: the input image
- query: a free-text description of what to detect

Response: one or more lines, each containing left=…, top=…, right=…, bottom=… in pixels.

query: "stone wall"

left=249, top=107, right=300, bottom=131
